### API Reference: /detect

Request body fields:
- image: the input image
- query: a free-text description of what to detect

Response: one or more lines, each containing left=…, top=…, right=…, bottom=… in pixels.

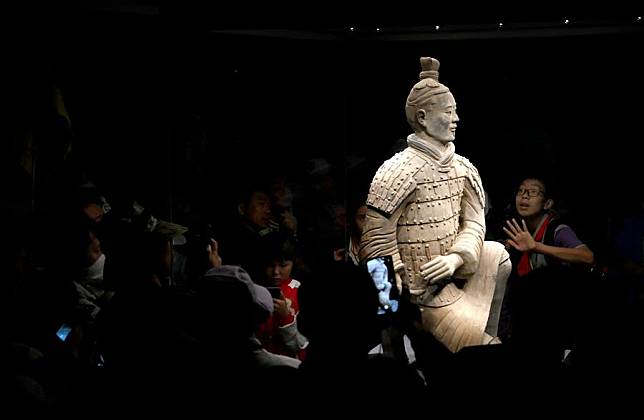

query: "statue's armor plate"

left=367, top=147, right=484, bottom=305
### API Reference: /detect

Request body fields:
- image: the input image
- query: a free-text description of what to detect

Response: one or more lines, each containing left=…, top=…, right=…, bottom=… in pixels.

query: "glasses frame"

left=516, top=187, right=544, bottom=198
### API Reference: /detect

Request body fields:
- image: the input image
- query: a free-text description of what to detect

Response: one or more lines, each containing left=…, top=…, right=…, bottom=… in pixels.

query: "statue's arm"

left=449, top=172, right=486, bottom=277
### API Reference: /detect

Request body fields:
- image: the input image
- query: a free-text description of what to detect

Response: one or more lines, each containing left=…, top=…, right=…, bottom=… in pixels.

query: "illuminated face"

left=83, top=203, right=105, bottom=222
left=264, top=260, right=294, bottom=286
left=515, top=179, right=547, bottom=218
left=244, top=191, right=272, bottom=229
left=419, top=92, right=459, bottom=143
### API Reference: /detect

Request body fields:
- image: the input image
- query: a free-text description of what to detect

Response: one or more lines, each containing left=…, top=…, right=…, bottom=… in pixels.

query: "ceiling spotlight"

left=349, top=27, right=355, bottom=31
left=376, top=28, right=380, bottom=32
left=564, top=19, right=570, bottom=24
left=498, top=22, right=503, bottom=27
left=637, top=16, right=642, bottom=21
left=435, top=25, right=440, bottom=30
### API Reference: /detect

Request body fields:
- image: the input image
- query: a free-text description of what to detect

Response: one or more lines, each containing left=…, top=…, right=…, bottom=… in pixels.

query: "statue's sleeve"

left=359, top=206, right=405, bottom=272
left=448, top=158, right=486, bottom=277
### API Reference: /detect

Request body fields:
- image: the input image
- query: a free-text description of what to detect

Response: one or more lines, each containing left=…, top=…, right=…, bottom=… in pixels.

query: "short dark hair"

left=236, top=181, right=270, bottom=208
left=515, top=173, right=555, bottom=200
left=261, top=232, right=298, bottom=264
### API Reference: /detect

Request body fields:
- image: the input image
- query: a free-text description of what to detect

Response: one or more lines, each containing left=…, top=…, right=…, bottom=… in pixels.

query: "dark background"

left=4, top=4, right=644, bottom=257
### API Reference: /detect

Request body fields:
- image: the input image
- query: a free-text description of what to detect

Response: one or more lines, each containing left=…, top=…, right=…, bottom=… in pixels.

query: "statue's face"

left=418, top=92, right=459, bottom=143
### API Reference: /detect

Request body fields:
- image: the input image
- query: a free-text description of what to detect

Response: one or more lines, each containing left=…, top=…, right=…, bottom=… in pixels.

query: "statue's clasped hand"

left=420, top=253, right=463, bottom=284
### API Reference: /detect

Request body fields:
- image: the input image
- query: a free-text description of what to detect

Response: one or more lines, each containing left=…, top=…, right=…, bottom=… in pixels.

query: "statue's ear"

left=416, top=109, right=427, bottom=126
left=544, top=199, right=554, bottom=210
left=238, top=203, right=246, bottom=216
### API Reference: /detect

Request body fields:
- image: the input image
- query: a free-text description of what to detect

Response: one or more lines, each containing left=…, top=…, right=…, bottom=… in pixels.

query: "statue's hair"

left=405, top=57, right=451, bottom=132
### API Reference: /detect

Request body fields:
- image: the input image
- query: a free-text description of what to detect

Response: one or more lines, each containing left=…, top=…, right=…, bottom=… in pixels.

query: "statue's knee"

left=482, top=240, right=512, bottom=281
left=498, top=250, right=511, bottom=281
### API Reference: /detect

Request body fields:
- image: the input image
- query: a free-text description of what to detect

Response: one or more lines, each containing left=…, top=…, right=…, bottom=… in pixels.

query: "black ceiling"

left=40, top=2, right=643, bottom=33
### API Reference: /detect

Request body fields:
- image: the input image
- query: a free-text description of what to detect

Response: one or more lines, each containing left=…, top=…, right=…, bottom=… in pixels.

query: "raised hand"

left=503, top=218, right=536, bottom=252
left=208, top=239, right=223, bottom=267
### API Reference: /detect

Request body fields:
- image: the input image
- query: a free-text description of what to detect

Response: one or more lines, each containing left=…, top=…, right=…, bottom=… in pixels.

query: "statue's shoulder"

left=366, top=148, right=425, bottom=215
left=454, top=154, right=479, bottom=174
left=455, top=154, right=485, bottom=208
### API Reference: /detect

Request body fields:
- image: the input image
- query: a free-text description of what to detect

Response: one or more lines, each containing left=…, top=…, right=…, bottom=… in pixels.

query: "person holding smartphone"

left=255, top=234, right=308, bottom=360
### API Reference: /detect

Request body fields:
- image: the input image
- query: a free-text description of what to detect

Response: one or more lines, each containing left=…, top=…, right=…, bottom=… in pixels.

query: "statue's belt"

left=408, top=280, right=464, bottom=308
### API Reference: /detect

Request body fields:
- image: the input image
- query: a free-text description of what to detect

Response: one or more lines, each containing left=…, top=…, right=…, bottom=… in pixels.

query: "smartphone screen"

left=56, top=324, right=72, bottom=342
left=364, top=255, right=400, bottom=315
left=267, top=287, right=282, bottom=299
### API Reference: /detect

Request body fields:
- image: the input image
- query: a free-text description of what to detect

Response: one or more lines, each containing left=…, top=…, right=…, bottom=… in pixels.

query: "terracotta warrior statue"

left=359, top=57, right=511, bottom=353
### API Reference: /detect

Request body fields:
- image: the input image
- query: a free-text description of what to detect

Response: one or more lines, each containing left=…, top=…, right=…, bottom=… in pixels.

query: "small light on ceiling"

left=564, top=19, right=570, bottom=24
left=435, top=25, right=440, bottom=30
left=376, top=28, right=380, bottom=32
left=349, top=27, right=355, bottom=31
left=498, top=22, right=503, bottom=28
left=637, top=16, right=642, bottom=21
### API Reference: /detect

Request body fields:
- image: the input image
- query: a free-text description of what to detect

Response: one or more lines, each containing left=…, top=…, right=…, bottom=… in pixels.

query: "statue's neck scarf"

left=407, top=133, right=455, bottom=168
